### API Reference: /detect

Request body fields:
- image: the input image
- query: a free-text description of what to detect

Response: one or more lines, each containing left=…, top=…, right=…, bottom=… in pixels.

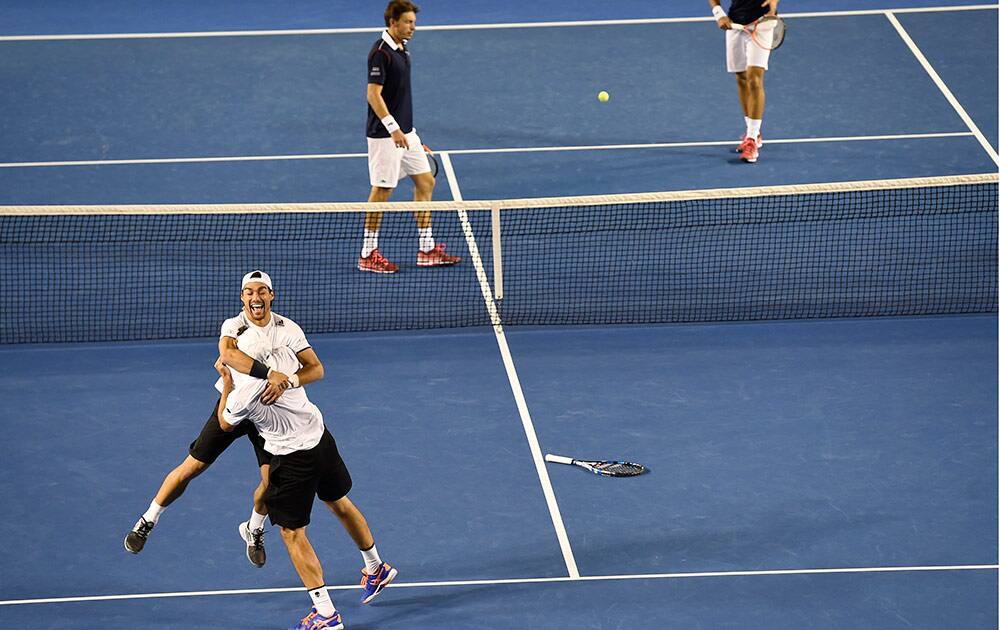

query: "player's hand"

left=717, top=15, right=733, bottom=29
left=761, top=0, right=778, bottom=16
left=214, top=357, right=233, bottom=388
left=392, top=128, right=409, bottom=149
left=261, top=370, right=291, bottom=405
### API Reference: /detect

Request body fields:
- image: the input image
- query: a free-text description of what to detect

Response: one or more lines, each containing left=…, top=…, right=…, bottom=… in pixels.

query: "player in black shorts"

left=122, top=399, right=273, bottom=565
left=216, top=344, right=396, bottom=630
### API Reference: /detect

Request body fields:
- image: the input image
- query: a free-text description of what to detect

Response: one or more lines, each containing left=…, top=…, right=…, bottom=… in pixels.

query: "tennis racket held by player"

left=731, top=15, right=786, bottom=51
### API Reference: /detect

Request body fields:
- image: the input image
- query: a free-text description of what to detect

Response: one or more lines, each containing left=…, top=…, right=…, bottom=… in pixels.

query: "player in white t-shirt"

left=217, top=343, right=396, bottom=629
left=124, top=271, right=322, bottom=569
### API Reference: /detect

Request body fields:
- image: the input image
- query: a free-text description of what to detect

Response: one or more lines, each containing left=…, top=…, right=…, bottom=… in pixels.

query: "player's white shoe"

left=238, top=520, right=266, bottom=568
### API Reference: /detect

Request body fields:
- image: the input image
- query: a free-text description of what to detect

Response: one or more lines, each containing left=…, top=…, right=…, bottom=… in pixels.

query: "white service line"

left=440, top=151, right=579, bottom=579
left=0, top=132, right=974, bottom=169
left=885, top=12, right=999, bottom=165
left=0, top=5, right=995, bottom=40
left=2, top=563, right=994, bottom=606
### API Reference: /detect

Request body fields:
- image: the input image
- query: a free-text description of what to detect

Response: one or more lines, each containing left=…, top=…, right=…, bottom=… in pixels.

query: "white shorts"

left=726, top=28, right=770, bottom=73
left=367, top=128, right=430, bottom=189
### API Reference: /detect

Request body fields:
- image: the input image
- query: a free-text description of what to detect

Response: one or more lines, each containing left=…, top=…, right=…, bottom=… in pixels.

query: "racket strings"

left=595, top=461, right=647, bottom=476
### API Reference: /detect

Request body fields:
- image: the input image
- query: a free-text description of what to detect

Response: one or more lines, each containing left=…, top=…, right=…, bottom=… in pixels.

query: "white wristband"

left=712, top=5, right=726, bottom=19
left=289, top=373, right=300, bottom=388
left=381, top=115, right=400, bottom=134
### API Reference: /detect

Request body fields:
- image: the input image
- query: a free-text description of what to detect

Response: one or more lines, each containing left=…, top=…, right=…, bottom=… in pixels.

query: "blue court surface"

left=0, top=2, right=997, bottom=629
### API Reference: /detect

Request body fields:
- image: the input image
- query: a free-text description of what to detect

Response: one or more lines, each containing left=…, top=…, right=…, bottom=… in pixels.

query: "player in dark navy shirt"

left=359, top=0, right=460, bottom=274
left=710, top=0, right=779, bottom=164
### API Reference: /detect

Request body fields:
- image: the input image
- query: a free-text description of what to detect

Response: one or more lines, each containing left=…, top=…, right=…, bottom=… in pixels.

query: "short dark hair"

left=384, top=0, right=419, bottom=27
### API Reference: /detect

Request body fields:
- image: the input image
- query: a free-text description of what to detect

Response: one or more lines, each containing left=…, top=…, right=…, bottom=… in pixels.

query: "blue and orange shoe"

left=289, top=607, right=344, bottom=630
left=360, top=562, right=398, bottom=604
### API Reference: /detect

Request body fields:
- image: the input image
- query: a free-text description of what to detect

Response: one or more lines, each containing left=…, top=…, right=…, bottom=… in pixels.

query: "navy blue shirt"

left=366, top=31, right=413, bottom=138
left=727, top=0, right=768, bottom=25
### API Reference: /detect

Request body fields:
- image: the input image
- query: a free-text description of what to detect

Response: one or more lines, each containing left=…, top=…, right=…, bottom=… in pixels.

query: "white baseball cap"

left=241, top=270, right=273, bottom=290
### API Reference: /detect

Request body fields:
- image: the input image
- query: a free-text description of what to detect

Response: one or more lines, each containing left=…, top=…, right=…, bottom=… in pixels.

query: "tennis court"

left=0, top=2, right=997, bottom=628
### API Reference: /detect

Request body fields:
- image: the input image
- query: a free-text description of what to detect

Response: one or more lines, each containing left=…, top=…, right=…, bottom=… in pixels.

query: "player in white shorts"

left=216, top=342, right=396, bottom=629
left=710, top=0, right=780, bottom=164
left=360, top=1, right=460, bottom=274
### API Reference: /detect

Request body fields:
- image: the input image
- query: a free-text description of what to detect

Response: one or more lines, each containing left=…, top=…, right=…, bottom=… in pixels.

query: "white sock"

left=142, top=501, right=165, bottom=525
left=361, top=543, right=383, bottom=574
left=308, top=585, right=336, bottom=617
left=248, top=509, right=266, bottom=532
left=361, top=230, right=379, bottom=258
left=418, top=227, right=434, bottom=253
left=744, top=116, right=751, bottom=133
left=747, top=118, right=762, bottom=139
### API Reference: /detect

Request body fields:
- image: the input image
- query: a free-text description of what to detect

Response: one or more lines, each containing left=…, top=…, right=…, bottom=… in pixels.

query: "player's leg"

left=402, top=130, right=459, bottom=267
left=314, top=429, right=397, bottom=604
left=238, top=434, right=271, bottom=567
left=125, top=400, right=242, bottom=553
left=281, top=527, right=343, bottom=629
left=360, top=136, right=402, bottom=273
left=739, top=65, right=766, bottom=163
left=268, top=450, right=344, bottom=629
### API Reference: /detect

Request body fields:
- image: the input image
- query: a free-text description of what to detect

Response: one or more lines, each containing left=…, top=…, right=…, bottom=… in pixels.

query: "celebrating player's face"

left=241, top=283, right=273, bottom=323
left=390, top=11, right=416, bottom=41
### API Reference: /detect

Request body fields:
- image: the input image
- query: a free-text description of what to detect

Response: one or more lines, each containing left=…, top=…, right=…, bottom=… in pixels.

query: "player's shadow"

left=346, top=584, right=496, bottom=629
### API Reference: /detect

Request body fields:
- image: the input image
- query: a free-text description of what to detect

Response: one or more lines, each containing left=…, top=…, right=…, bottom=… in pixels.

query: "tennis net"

left=1, top=173, right=996, bottom=344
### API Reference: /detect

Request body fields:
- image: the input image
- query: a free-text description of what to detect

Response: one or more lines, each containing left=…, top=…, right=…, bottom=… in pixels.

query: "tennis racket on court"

left=731, top=15, right=786, bottom=51
left=423, top=144, right=439, bottom=177
left=544, top=454, right=648, bottom=477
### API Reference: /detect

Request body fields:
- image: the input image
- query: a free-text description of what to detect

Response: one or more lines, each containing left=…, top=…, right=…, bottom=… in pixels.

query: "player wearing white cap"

left=123, top=270, right=320, bottom=569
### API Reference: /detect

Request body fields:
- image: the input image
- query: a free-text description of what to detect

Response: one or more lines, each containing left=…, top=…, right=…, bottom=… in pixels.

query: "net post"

left=491, top=202, right=503, bottom=301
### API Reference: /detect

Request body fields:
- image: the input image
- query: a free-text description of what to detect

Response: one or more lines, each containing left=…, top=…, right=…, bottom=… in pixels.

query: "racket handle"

left=545, top=454, right=574, bottom=465
left=730, top=23, right=745, bottom=31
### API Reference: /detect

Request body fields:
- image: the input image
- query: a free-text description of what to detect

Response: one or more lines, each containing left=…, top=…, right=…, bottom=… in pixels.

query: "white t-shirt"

left=220, top=346, right=325, bottom=455
left=215, top=310, right=310, bottom=393
left=219, top=311, right=311, bottom=357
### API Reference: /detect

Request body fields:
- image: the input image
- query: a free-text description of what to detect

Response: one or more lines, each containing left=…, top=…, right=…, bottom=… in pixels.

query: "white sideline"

left=2, top=564, right=995, bottom=606
left=885, top=12, right=999, bottom=165
left=441, top=151, right=580, bottom=579
left=0, top=5, right=995, bottom=40
left=0, top=132, right=975, bottom=169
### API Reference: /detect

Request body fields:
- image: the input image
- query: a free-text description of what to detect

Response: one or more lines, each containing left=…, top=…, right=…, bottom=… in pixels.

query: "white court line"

left=440, top=151, right=580, bottom=579
left=0, top=5, right=995, bottom=40
left=885, top=12, right=999, bottom=165
left=2, top=564, right=995, bottom=606
left=0, top=132, right=974, bottom=169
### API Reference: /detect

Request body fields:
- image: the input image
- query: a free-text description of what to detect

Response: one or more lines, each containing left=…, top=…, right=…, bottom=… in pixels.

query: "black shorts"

left=188, top=398, right=271, bottom=467
left=265, top=428, right=353, bottom=530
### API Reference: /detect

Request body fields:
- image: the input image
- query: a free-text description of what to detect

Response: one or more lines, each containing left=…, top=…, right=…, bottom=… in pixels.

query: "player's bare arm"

left=214, top=357, right=237, bottom=432
left=260, top=347, right=324, bottom=405
left=219, top=336, right=291, bottom=404
left=368, top=83, right=408, bottom=149
left=762, top=0, right=779, bottom=17
left=709, top=0, right=733, bottom=29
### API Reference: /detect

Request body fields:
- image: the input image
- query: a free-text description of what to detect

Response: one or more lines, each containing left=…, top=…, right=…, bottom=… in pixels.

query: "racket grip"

left=545, top=454, right=573, bottom=465
left=730, top=23, right=745, bottom=31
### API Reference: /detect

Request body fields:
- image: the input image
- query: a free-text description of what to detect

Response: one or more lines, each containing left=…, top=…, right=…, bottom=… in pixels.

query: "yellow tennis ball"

left=598, top=90, right=610, bottom=103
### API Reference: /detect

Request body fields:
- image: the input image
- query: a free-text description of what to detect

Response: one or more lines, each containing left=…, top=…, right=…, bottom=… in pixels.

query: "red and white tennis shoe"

left=417, top=243, right=461, bottom=267
left=735, top=133, right=763, bottom=152
left=738, top=136, right=759, bottom=163
left=357, top=249, right=399, bottom=274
